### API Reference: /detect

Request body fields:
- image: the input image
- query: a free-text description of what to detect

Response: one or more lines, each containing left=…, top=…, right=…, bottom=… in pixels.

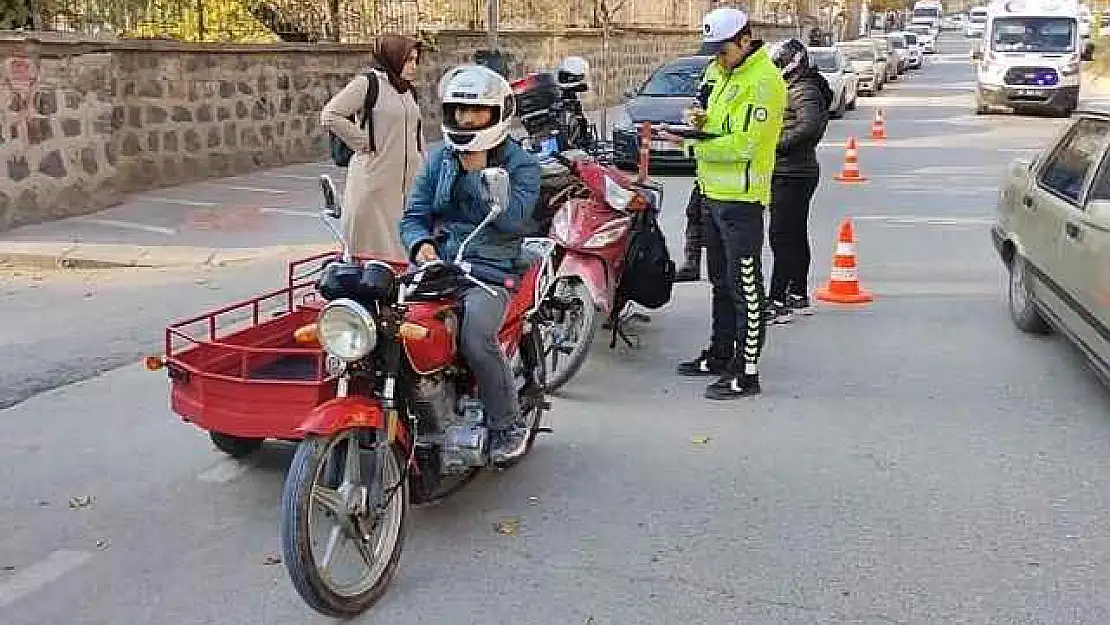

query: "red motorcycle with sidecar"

left=147, top=169, right=557, bottom=618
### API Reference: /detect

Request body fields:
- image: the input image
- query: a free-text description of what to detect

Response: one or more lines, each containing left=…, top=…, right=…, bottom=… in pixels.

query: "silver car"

left=991, top=108, right=1110, bottom=384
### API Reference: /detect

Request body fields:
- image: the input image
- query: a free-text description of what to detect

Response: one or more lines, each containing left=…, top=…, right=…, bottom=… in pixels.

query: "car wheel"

left=832, top=92, right=846, bottom=118
left=1008, top=253, right=1052, bottom=335
left=847, top=91, right=858, bottom=110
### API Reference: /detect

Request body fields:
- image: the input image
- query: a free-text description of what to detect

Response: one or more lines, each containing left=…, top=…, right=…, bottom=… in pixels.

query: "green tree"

left=0, top=1, right=32, bottom=29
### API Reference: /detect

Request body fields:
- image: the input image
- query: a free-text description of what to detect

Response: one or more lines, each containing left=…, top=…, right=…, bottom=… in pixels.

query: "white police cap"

left=698, top=7, right=750, bottom=56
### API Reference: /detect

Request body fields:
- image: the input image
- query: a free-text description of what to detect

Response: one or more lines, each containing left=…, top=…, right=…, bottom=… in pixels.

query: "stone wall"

left=0, top=23, right=796, bottom=231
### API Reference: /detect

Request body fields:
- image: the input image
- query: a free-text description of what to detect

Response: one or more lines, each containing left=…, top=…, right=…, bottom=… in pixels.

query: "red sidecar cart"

left=146, top=252, right=405, bottom=458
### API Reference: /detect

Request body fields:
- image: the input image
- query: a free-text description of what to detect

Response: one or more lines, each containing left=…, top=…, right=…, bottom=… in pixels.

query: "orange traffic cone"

left=833, top=136, right=868, bottom=183
left=870, top=109, right=887, bottom=140
left=816, top=219, right=873, bottom=305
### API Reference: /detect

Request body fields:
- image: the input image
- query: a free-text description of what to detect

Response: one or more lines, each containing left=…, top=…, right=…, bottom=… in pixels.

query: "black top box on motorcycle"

left=512, top=72, right=560, bottom=134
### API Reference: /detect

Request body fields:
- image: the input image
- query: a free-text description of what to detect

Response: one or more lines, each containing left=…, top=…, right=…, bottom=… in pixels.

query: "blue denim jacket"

left=399, top=139, right=541, bottom=287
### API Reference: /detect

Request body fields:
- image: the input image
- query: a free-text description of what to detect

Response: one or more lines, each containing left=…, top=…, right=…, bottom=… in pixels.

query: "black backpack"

left=329, top=72, right=380, bottom=168
left=617, top=208, right=675, bottom=310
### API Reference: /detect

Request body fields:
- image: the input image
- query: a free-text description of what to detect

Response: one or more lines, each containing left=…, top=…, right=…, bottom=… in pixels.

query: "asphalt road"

left=3, top=36, right=1110, bottom=624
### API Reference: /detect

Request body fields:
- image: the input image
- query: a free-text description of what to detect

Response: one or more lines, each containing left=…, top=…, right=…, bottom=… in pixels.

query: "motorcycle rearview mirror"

left=317, top=174, right=352, bottom=263
left=480, top=167, right=510, bottom=214
left=454, top=167, right=510, bottom=265
left=319, top=175, right=341, bottom=219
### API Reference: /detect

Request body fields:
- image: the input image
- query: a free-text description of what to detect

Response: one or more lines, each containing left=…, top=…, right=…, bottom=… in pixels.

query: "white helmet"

left=438, top=64, right=516, bottom=152
left=557, top=56, right=589, bottom=90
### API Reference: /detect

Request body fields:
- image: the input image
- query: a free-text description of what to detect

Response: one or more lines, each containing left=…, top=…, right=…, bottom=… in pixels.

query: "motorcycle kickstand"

left=606, top=307, right=641, bottom=350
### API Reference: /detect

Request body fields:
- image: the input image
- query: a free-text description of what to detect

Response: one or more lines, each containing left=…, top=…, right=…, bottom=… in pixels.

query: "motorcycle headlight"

left=317, top=299, right=377, bottom=362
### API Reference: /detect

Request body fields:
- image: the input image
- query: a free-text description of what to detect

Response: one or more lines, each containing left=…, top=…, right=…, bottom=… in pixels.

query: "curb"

left=0, top=242, right=335, bottom=270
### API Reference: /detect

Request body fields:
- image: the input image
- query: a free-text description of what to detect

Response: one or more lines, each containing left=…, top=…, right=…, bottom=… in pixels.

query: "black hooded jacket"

left=775, top=66, right=834, bottom=177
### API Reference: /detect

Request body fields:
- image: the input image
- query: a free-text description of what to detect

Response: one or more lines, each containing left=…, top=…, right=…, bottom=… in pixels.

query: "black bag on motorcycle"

left=617, top=208, right=676, bottom=309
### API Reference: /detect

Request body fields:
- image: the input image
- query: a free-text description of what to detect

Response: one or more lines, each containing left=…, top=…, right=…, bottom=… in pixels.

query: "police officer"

left=659, top=6, right=788, bottom=399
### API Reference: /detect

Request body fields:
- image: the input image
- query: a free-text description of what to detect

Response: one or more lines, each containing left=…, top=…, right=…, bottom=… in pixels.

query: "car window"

left=838, top=45, right=875, bottom=61
left=1038, top=118, right=1110, bottom=203
left=904, top=33, right=918, bottom=44
left=1083, top=137, right=1110, bottom=203
left=810, top=51, right=839, bottom=72
left=639, top=62, right=705, bottom=97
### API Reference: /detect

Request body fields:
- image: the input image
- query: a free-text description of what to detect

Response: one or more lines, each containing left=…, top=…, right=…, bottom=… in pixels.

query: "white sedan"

left=809, top=47, right=859, bottom=119
left=906, top=23, right=937, bottom=53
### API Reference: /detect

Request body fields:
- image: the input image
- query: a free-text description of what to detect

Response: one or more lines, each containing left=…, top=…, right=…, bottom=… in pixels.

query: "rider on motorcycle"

left=398, top=64, right=543, bottom=465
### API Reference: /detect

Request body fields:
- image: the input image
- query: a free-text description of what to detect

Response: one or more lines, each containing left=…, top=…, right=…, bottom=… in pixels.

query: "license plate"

left=650, top=140, right=674, bottom=151
left=1016, top=88, right=1044, bottom=96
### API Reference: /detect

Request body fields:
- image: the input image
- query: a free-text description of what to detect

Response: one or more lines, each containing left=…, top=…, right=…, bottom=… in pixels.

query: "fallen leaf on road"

left=68, top=495, right=94, bottom=509
left=494, top=518, right=521, bottom=536
left=95, top=539, right=110, bottom=551
left=527, top=496, right=540, bottom=506
left=263, top=554, right=282, bottom=565
left=691, top=435, right=711, bottom=445
left=2, top=564, right=15, bottom=572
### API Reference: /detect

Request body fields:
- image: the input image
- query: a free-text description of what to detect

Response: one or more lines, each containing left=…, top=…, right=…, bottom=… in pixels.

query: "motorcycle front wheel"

left=541, top=278, right=598, bottom=394
left=280, top=430, right=408, bottom=618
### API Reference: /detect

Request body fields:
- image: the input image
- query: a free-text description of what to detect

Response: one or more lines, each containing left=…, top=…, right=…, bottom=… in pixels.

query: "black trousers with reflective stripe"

left=703, top=198, right=767, bottom=370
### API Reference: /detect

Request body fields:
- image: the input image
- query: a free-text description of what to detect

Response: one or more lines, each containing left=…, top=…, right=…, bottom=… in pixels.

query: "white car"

left=886, top=33, right=913, bottom=72
left=965, top=7, right=988, bottom=37
left=907, top=23, right=937, bottom=52
left=809, top=46, right=859, bottom=118
left=899, top=32, right=925, bottom=68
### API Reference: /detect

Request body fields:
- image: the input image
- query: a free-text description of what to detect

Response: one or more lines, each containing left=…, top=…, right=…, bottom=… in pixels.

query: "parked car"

left=898, top=31, right=925, bottom=69
left=610, top=55, right=710, bottom=170
left=964, top=6, right=988, bottom=37
left=907, top=23, right=937, bottom=53
left=836, top=39, right=887, bottom=94
left=870, top=36, right=902, bottom=80
left=809, top=46, right=858, bottom=117
left=991, top=109, right=1110, bottom=385
left=886, top=33, right=913, bottom=72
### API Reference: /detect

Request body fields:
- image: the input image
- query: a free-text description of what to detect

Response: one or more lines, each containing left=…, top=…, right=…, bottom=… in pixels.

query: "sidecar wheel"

left=280, top=432, right=408, bottom=618
left=209, top=432, right=263, bottom=458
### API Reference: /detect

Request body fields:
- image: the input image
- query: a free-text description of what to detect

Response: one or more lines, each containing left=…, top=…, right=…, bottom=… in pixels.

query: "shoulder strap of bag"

left=359, top=71, right=380, bottom=152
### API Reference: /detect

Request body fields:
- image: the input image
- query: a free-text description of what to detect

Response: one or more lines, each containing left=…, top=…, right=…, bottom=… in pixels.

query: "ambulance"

left=973, top=0, right=1089, bottom=117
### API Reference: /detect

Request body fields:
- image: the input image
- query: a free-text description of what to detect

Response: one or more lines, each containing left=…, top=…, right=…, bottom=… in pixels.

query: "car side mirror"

left=1086, top=198, right=1110, bottom=224
left=480, top=167, right=511, bottom=216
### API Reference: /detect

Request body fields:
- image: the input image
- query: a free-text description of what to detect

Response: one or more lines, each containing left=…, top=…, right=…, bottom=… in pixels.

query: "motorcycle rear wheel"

left=280, top=431, right=408, bottom=618
left=542, top=278, right=598, bottom=394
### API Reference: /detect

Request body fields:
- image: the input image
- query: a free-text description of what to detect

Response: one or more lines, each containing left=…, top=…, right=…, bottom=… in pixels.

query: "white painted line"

left=213, top=185, right=290, bottom=195
left=0, top=550, right=94, bottom=608
left=143, top=197, right=219, bottom=207
left=79, top=218, right=178, bottom=236
left=197, top=457, right=254, bottom=483
left=259, top=207, right=320, bottom=218
left=261, top=173, right=329, bottom=181
left=852, top=214, right=995, bottom=225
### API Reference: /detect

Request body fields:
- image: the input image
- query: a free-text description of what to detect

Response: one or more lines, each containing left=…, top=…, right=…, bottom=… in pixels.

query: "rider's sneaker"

left=676, top=349, right=731, bottom=377
left=490, top=426, right=530, bottom=466
left=788, top=293, right=814, bottom=316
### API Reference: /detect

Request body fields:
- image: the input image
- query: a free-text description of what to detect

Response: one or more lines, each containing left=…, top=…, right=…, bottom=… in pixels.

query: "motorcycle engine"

left=411, top=373, right=487, bottom=473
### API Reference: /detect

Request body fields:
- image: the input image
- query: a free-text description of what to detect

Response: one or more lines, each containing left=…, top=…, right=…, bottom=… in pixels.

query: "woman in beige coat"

left=321, top=35, right=425, bottom=260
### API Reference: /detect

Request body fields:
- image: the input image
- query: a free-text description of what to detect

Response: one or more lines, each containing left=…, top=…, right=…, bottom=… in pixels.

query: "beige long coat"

left=321, top=69, right=424, bottom=260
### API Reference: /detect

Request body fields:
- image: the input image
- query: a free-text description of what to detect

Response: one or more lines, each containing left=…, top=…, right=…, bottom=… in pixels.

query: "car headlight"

left=317, top=299, right=377, bottom=362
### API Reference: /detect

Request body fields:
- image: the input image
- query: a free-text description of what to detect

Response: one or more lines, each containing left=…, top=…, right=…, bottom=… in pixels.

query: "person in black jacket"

left=766, top=38, right=833, bottom=324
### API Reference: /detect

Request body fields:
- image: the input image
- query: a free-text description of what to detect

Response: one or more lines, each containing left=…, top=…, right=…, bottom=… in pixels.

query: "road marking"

left=143, top=197, right=219, bottom=207
left=0, top=550, right=94, bottom=608
left=259, top=207, right=320, bottom=218
left=197, top=457, right=255, bottom=483
left=261, top=173, right=332, bottom=181
left=852, top=214, right=995, bottom=226
left=79, top=218, right=178, bottom=236
left=212, top=185, right=290, bottom=195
